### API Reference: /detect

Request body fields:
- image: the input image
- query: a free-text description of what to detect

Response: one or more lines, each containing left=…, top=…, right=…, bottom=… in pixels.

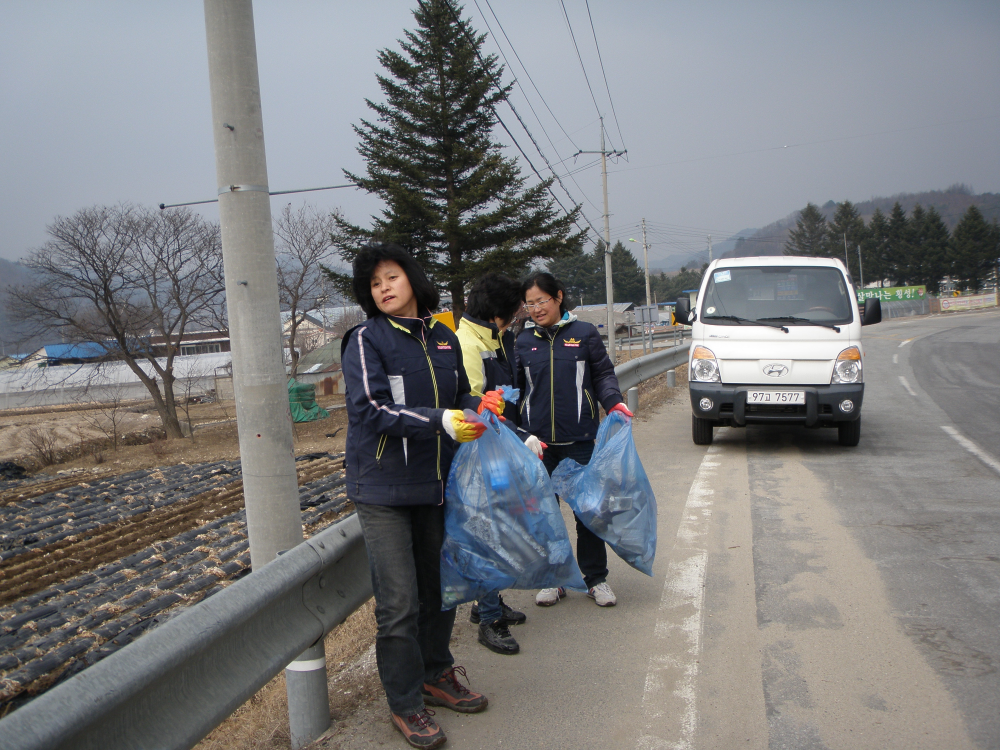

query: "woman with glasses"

left=342, top=243, right=504, bottom=749
left=515, top=271, right=633, bottom=608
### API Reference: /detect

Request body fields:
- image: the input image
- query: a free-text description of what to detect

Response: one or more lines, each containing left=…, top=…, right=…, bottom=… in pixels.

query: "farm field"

left=0, top=394, right=350, bottom=717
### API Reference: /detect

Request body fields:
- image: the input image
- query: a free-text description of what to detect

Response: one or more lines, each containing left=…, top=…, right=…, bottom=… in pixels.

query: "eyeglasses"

left=523, top=296, right=554, bottom=312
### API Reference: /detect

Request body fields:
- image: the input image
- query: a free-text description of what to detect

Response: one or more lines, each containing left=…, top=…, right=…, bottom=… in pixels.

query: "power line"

left=481, top=0, right=582, bottom=153
left=476, top=0, right=606, bottom=221
left=436, top=0, right=604, bottom=243
left=473, top=1, right=600, bottom=220
left=584, top=0, right=626, bottom=153
left=158, top=183, right=353, bottom=210
left=558, top=0, right=617, bottom=151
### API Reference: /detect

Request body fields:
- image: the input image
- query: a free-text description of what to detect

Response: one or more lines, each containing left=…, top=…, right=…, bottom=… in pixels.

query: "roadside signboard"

left=857, top=285, right=926, bottom=303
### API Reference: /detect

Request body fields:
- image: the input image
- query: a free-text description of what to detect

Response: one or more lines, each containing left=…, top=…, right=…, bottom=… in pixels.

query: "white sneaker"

left=535, top=587, right=566, bottom=606
left=587, top=582, right=617, bottom=607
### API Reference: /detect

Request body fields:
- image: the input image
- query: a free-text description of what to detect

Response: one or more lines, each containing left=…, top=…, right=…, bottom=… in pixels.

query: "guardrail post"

left=286, top=641, right=330, bottom=749
left=667, top=369, right=676, bottom=388
left=627, top=386, right=639, bottom=414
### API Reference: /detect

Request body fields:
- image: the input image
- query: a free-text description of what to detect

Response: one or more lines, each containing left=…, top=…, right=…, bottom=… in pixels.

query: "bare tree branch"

left=275, top=204, right=341, bottom=377
left=6, top=204, right=225, bottom=439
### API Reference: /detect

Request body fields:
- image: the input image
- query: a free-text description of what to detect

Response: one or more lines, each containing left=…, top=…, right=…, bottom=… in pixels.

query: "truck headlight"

left=832, top=346, right=863, bottom=384
left=691, top=345, right=720, bottom=382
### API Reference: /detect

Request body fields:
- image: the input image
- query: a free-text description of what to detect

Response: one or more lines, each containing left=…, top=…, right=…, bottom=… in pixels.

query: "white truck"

left=673, top=255, right=882, bottom=446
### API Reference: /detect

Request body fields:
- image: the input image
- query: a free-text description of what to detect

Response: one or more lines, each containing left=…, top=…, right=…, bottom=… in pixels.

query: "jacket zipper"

left=585, top=390, right=596, bottom=419
left=418, top=341, right=442, bottom=481
left=549, top=334, right=556, bottom=441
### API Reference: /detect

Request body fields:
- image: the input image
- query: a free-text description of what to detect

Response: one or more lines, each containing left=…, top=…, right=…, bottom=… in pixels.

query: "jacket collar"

left=532, top=311, right=576, bottom=339
left=384, top=309, right=437, bottom=340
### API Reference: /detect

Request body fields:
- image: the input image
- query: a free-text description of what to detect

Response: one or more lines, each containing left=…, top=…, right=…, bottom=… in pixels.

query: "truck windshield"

left=700, top=266, right=854, bottom=326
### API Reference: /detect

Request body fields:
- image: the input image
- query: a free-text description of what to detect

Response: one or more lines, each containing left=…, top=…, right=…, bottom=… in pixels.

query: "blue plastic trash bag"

left=498, top=386, right=520, bottom=404
left=440, top=410, right=586, bottom=609
left=550, top=411, right=657, bottom=576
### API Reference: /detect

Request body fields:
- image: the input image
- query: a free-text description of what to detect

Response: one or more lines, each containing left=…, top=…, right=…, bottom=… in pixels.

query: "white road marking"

left=898, top=338, right=914, bottom=347
left=941, top=425, right=1000, bottom=477
left=893, top=353, right=898, bottom=364
left=899, top=376, right=918, bottom=397
left=636, top=440, right=720, bottom=750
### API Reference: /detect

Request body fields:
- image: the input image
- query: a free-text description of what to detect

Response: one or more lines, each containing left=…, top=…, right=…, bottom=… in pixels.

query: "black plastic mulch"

left=0, top=454, right=350, bottom=712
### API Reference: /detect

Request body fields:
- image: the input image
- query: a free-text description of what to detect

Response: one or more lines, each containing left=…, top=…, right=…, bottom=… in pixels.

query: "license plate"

left=747, top=390, right=805, bottom=404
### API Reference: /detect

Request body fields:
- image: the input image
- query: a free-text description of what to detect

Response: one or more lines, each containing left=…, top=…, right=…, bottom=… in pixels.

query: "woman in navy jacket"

left=515, top=271, right=633, bottom=609
left=341, top=243, right=500, bottom=748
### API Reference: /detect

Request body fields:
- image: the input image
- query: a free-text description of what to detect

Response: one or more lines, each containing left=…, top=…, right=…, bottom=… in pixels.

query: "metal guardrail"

left=615, top=342, right=691, bottom=392
left=0, top=343, right=690, bottom=750
left=0, top=514, right=371, bottom=750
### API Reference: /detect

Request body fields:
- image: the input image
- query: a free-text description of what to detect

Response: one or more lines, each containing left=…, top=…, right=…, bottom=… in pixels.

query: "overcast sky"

left=2, top=1, right=998, bottom=270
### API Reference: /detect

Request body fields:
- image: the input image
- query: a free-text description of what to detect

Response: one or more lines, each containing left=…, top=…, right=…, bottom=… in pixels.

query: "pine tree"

left=918, top=207, right=950, bottom=294
left=785, top=203, right=827, bottom=256
left=822, top=201, right=867, bottom=280
left=951, top=205, right=996, bottom=291
left=906, top=204, right=928, bottom=289
left=547, top=241, right=603, bottom=307
left=885, top=202, right=910, bottom=285
left=864, top=208, right=890, bottom=287
left=329, top=0, right=584, bottom=311
left=610, top=240, right=646, bottom=304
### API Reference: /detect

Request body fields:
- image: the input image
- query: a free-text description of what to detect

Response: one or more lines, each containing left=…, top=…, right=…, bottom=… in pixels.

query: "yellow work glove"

left=442, top=410, right=487, bottom=443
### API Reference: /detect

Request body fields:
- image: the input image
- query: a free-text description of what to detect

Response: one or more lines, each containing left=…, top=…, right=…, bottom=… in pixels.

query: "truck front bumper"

left=689, top=382, right=864, bottom=427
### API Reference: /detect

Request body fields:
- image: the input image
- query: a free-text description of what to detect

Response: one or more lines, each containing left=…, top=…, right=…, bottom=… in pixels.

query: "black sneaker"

left=478, top=620, right=520, bottom=655
left=469, top=594, right=527, bottom=625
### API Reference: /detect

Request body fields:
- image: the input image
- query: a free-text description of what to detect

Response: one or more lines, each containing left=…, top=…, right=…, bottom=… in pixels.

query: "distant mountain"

left=663, top=227, right=759, bottom=272
left=0, top=258, right=44, bottom=354
left=735, top=185, right=1000, bottom=258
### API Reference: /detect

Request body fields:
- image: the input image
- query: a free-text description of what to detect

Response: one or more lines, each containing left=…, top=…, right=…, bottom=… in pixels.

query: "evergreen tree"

left=917, top=207, right=950, bottom=294
left=822, top=201, right=867, bottom=280
left=863, top=208, right=890, bottom=287
left=610, top=240, right=646, bottom=304
left=547, top=241, right=603, bottom=307
left=906, top=204, right=928, bottom=288
left=329, top=0, right=584, bottom=310
left=651, top=265, right=706, bottom=304
left=885, top=202, right=910, bottom=285
left=951, top=205, right=996, bottom=291
left=785, top=203, right=827, bottom=256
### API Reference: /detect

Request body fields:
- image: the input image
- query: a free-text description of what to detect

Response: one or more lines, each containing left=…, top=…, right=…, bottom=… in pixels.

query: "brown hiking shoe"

left=421, top=665, right=488, bottom=713
left=390, top=709, right=447, bottom=749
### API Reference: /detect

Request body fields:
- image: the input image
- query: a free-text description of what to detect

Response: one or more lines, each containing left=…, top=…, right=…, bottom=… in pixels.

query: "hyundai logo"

left=763, top=363, right=788, bottom=377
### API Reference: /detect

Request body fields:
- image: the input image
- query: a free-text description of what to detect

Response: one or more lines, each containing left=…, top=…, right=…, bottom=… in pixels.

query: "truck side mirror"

left=675, top=297, right=694, bottom=324
left=861, top=298, right=882, bottom=326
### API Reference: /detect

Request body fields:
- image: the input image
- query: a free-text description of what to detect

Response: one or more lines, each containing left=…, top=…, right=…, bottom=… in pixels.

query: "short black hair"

left=520, top=271, right=567, bottom=314
left=351, top=242, right=439, bottom=318
left=465, top=273, right=522, bottom=323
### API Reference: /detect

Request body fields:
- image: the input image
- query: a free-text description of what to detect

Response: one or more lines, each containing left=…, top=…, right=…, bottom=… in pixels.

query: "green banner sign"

left=857, top=285, right=926, bottom=303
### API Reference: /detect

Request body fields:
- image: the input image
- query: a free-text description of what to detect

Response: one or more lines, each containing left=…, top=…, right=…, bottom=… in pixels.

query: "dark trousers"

left=355, top=502, right=456, bottom=716
left=542, top=441, right=609, bottom=589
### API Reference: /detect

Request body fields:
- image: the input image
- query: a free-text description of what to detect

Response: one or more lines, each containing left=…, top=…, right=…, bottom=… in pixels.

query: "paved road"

left=333, top=308, right=1000, bottom=750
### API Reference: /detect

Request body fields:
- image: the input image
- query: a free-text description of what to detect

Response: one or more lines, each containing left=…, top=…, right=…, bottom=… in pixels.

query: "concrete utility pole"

left=577, top=117, right=626, bottom=363
left=708, top=234, right=713, bottom=263
left=642, top=218, right=651, bottom=307
left=204, top=2, right=328, bottom=747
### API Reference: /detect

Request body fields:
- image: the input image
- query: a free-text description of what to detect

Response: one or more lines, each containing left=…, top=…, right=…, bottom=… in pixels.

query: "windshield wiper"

left=756, top=316, right=841, bottom=333
left=704, top=314, right=789, bottom=333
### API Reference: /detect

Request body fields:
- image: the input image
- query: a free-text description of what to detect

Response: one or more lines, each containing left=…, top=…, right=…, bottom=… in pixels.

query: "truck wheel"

left=838, top=417, right=861, bottom=447
left=692, top=415, right=714, bottom=445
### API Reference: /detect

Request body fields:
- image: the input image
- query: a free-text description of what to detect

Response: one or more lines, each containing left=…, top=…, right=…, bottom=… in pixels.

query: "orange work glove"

left=477, top=390, right=505, bottom=417
left=609, top=402, right=634, bottom=419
